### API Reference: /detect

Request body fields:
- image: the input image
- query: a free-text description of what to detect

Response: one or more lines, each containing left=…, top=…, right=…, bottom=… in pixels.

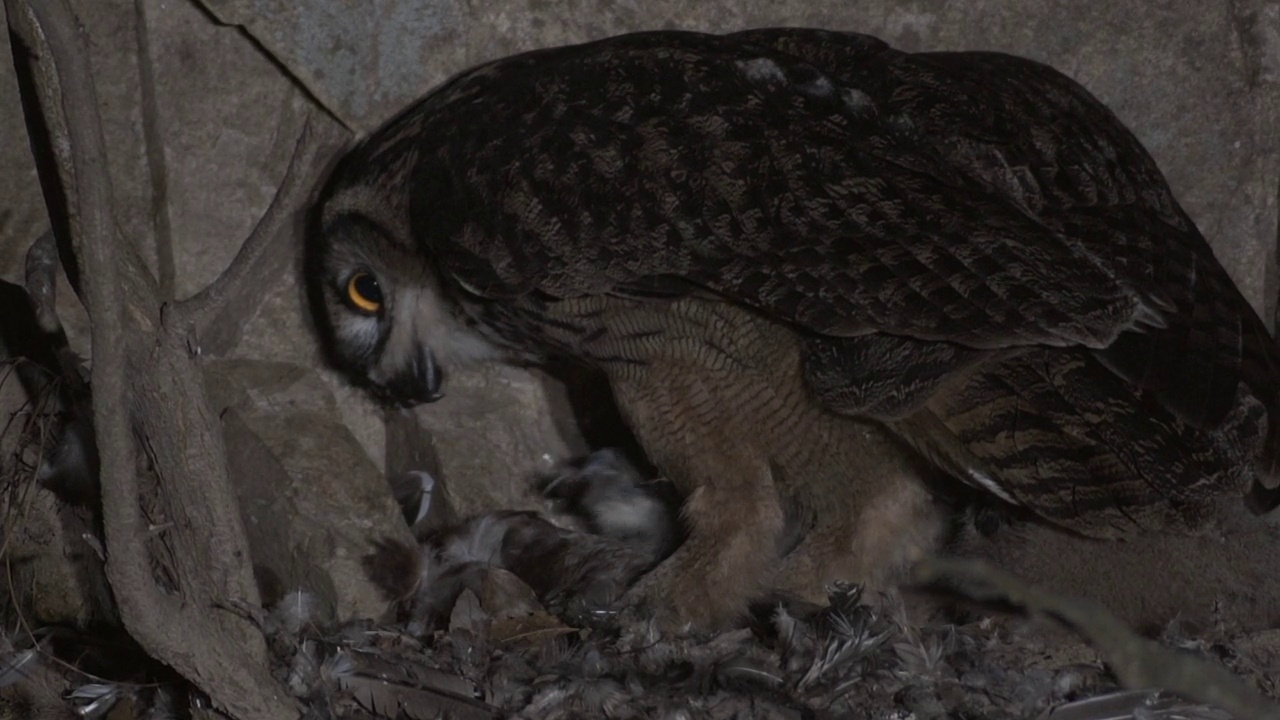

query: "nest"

left=2, top=425, right=1280, bottom=719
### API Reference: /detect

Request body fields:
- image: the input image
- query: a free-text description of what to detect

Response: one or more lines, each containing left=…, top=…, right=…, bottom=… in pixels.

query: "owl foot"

left=613, top=542, right=764, bottom=636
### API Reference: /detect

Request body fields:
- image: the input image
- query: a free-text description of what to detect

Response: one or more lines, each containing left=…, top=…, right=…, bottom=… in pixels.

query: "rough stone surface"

left=405, top=364, right=588, bottom=517
left=138, top=0, right=313, bottom=299
left=204, top=358, right=413, bottom=621
left=0, top=490, right=110, bottom=627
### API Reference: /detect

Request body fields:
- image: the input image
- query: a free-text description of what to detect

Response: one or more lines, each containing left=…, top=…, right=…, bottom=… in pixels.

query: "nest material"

left=254, top=574, right=1280, bottom=720
left=2, top=428, right=1278, bottom=719
left=260, top=449, right=1280, bottom=720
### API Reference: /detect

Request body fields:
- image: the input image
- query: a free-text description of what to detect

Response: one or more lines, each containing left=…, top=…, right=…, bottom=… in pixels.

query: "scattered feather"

left=491, top=612, right=578, bottom=648
left=270, top=589, right=326, bottom=636
left=287, top=639, right=327, bottom=696
left=339, top=673, right=498, bottom=720
left=138, top=686, right=183, bottom=720
left=479, top=567, right=543, bottom=620
left=0, top=648, right=40, bottom=689
left=19, top=501, right=1279, bottom=720
left=363, top=537, right=428, bottom=602
left=1040, top=689, right=1235, bottom=720
left=345, top=649, right=479, bottom=699
left=321, top=649, right=355, bottom=683
left=67, top=683, right=118, bottom=719
left=407, top=470, right=437, bottom=526
left=450, top=589, right=490, bottom=636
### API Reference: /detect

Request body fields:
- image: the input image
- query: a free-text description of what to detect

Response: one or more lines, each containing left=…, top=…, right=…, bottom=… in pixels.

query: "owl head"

left=305, top=171, right=499, bottom=408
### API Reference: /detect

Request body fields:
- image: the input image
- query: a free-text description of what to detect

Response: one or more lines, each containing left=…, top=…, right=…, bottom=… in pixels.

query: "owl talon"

left=615, top=560, right=737, bottom=637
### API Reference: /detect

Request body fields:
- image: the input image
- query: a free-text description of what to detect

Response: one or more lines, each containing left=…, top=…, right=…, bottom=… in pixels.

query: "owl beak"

left=377, top=346, right=444, bottom=407
left=425, top=356, right=444, bottom=402
left=414, top=348, right=445, bottom=404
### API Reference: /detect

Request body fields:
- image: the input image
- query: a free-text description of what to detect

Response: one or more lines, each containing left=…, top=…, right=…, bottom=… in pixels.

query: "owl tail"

left=1239, top=308, right=1280, bottom=515
left=1093, top=245, right=1280, bottom=518
left=1244, top=396, right=1280, bottom=514
left=901, top=347, right=1267, bottom=539
left=1245, top=479, right=1280, bottom=514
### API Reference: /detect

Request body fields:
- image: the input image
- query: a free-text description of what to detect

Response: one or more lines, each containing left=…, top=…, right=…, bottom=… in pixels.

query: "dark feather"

left=342, top=31, right=1148, bottom=351
left=898, top=348, right=1266, bottom=537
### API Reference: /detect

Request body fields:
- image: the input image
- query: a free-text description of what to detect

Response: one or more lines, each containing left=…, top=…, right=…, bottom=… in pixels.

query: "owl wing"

left=896, top=348, right=1266, bottom=538
left=728, top=29, right=1280, bottom=526
left=733, top=27, right=1280, bottom=432
left=398, top=31, right=1156, bottom=352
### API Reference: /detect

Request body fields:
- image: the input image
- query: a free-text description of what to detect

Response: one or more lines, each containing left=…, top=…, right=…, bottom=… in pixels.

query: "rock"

left=406, top=364, right=588, bottom=517
left=204, top=357, right=413, bottom=621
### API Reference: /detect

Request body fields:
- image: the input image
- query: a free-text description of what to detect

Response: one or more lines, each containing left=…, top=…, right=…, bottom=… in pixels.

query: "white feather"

left=736, top=57, right=787, bottom=85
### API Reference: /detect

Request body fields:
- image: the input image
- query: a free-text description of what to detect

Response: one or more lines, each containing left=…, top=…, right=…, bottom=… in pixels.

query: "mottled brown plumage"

left=306, top=28, right=1280, bottom=630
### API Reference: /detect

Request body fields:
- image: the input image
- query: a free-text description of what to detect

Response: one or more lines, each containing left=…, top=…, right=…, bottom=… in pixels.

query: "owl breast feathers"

left=308, top=28, right=1280, bottom=628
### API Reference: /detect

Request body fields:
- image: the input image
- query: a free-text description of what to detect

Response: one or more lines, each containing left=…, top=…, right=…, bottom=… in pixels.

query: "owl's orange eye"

left=346, top=271, right=383, bottom=314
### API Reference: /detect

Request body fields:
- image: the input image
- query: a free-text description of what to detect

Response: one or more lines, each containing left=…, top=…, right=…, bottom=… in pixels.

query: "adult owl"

left=307, top=27, right=1280, bottom=631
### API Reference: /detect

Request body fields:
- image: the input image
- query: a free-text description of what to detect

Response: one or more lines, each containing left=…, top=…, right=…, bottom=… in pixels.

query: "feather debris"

left=1040, top=688, right=1235, bottom=720
left=914, top=557, right=1280, bottom=720
left=0, top=649, right=40, bottom=690
left=338, top=672, right=496, bottom=720
left=67, top=684, right=117, bottom=719
left=251, top=570, right=1278, bottom=719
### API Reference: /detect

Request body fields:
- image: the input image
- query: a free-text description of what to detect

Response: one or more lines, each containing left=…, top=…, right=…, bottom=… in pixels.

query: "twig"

left=912, top=557, right=1280, bottom=720
left=180, top=115, right=316, bottom=320
left=179, top=111, right=349, bottom=356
